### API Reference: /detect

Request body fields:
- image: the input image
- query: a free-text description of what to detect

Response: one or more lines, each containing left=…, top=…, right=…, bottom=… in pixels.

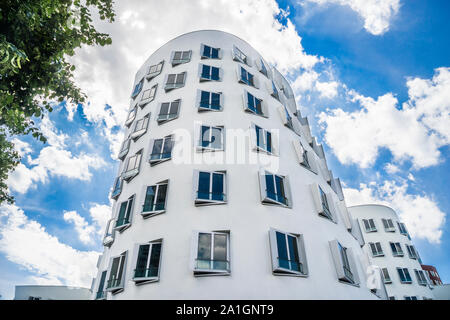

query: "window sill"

left=131, top=129, right=147, bottom=141
left=146, top=72, right=161, bottom=81
left=121, top=169, right=139, bottom=181
left=114, top=223, right=131, bottom=233
left=194, top=270, right=231, bottom=277
left=139, top=99, right=154, bottom=108
left=194, top=199, right=227, bottom=207
left=157, top=116, right=179, bottom=125
left=133, top=277, right=159, bottom=285
left=124, top=117, right=135, bottom=127
left=149, top=157, right=171, bottom=166
left=141, top=210, right=165, bottom=219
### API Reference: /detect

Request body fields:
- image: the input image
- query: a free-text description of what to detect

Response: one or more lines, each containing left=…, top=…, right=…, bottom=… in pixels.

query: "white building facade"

left=91, top=30, right=385, bottom=300
left=14, top=285, right=91, bottom=300
left=348, top=204, right=434, bottom=300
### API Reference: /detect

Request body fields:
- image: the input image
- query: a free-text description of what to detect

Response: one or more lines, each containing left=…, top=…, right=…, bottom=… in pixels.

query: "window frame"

left=310, top=183, right=337, bottom=223
left=329, top=240, right=360, bottom=286
left=363, top=218, right=377, bottom=232
left=258, top=169, right=292, bottom=208
left=114, top=194, right=135, bottom=232
left=199, top=63, right=222, bottom=82
left=146, top=61, right=164, bottom=80
left=243, top=90, right=268, bottom=118
left=237, top=65, right=258, bottom=88
left=397, top=267, right=412, bottom=284
left=196, top=89, right=223, bottom=112
left=382, top=218, right=396, bottom=232
left=193, top=170, right=227, bottom=206
left=111, top=176, right=123, bottom=200
left=369, top=242, right=384, bottom=257
left=121, top=149, right=143, bottom=181
left=382, top=267, right=392, bottom=284
left=131, top=78, right=144, bottom=99
left=148, top=135, right=174, bottom=166
left=103, top=218, right=115, bottom=247
left=131, top=113, right=150, bottom=141
left=292, top=140, right=318, bottom=174
left=132, top=240, right=163, bottom=284
left=171, top=50, right=192, bottom=66
left=139, top=84, right=157, bottom=107
left=200, top=44, right=221, bottom=59
left=124, top=107, right=137, bottom=127
left=197, top=125, right=225, bottom=152
left=390, top=242, right=404, bottom=257
left=106, top=251, right=128, bottom=293
left=164, top=72, right=186, bottom=91
left=251, top=123, right=277, bottom=155
left=118, top=136, right=131, bottom=160
left=192, top=230, right=231, bottom=276
left=95, top=270, right=107, bottom=300
left=157, top=99, right=181, bottom=124
left=232, top=45, right=251, bottom=66
left=140, top=181, right=169, bottom=218
left=415, top=269, right=427, bottom=286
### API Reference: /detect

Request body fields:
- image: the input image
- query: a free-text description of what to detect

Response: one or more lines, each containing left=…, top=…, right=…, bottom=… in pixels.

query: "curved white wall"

left=348, top=204, right=434, bottom=300
left=92, top=30, right=380, bottom=300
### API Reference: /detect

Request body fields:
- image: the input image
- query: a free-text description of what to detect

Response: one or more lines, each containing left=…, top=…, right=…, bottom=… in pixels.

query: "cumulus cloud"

left=344, top=181, right=446, bottom=243
left=63, top=211, right=97, bottom=245
left=0, top=204, right=99, bottom=287
left=303, top=0, right=400, bottom=35
left=318, top=67, right=450, bottom=169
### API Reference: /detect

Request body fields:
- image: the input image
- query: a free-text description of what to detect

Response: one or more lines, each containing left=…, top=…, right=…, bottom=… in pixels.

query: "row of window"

left=362, top=218, right=410, bottom=237
left=381, top=267, right=429, bottom=287
left=96, top=230, right=360, bottom=299
left=369, top=241, right=419, bottom=260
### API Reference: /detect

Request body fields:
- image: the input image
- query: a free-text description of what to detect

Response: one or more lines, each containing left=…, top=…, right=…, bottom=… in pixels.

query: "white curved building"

left=91, top=30, right=385, bottom=300
left=348, top=204, right=434, bottom=300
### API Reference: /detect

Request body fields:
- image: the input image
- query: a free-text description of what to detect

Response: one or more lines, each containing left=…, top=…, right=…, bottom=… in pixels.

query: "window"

left=114, top=195, right=135, bottom=231
left=103, top=219, right=115, bottom=247
left=415, top=270, right=427, bottom=286
left=382, top=218, right=395, bottom=232
left=193, top=231, right=230, bottom=276
left=124, top=107, right=137, bottom=127
left=141, top=181, right=168, bottom=217
left=319, top=185, right=332, bottom=220
left=390, top=242, right=404, bottom=257
left=232, top=45, right=251, bottom=66
left=201, top=44, right=220, bottom=59
left=257, top=58, right=269, bottom=77
left=111, top=177, right=123, bottom=200
left=198, top=125, right=224, bottom=151
left=253, top=124, right=274, bottom=154
left=139, top=84, right=157, bottom=107
left=238, top=66, right=257, bottom=87
left=197, top=90, right=222, bottom=111
left=157, top=99, right=180, bottom=123
left=106, top=251, right=127, bottom=293
left=397, top=267, right=412, bottom=284
left=131, top=78, right=144, bottom=99
left=269, top=228, right=308, bottom=276
left=95, top=271, right=107, bottom=300
left=258, top=170, right=292, bottom=207
left=310, top=183, right=336, bottom=222
left=164, top=72, right=186, bottom=91
left=121, top=149, right=142, bottom=181
left=194, top=170, right=227, bottom=205
left=329, top=240, right=359, bottom=285
left=146, top=61, right=164, bottom=80
left=388, top=296, right=396, bottom=300
left=363, top=219, right=377, bottom=232
left=243, top=91, right=267, bottom=117
left=131, top=113, right=150, bottom=140
left=404, top=296, right=417, bottom=300
left=292, top=140, right=318, bottom=173
left=369, top=242, right=384, bottom=257
left=171, top=50, right=191, bottom=66
left=278, top=106, right=294, bottom=130
left=398, top=222, right=409, bottom=237
left=199, top=64, right=221, bottom=81
left=118, top=136, right=131, bottom=160
left=406, top=244, right=418, bottom=259
left=382, top=268, right=392, bottom=284
left=133, top=240, right=162, bottom=283
left=149, top=135, right=173, bottom=165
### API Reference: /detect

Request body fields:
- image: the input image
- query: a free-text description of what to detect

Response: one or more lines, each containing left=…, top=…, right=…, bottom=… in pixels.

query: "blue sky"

left=0, top=0, right=448, bottom=299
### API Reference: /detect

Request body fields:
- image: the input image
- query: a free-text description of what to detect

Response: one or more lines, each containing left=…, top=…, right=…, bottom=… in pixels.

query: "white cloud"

left=11, top=138, right=32, bottom=157
left=319, top=68, right=450, bottom=169
left=315, top=80, right=339, bottom=99
left=303, top=0, right=400, bottom=35
left=88, top=203, right=112, bottom=237
left=63, top=211, right=97, bottom=245
left=384, top=163, right=400, bottom=174
left=0, top=204, right=99, bottom=288
left=344, top=181, right=446, bottom=243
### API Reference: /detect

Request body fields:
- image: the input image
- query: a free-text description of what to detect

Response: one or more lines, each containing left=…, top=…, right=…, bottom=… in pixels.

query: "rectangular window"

left=363, top=218, right=377, bottom=232
left=95, top=271, right=107, bottom=300
left=397, top=267, right=412, bottom=283
left=329, top=240, right=359, bottom=285
left=198, top=125, right=224, bottom=151
left=142, top=182, right=168, bottom=217
left=201, top=44, right=220, bottom=59
left=238, top=66, right=256, bottom=87
left=103, top=218, right=115, bottom=247
left=415, top=270, right=427, bottom=286
left=133, top=241, right=162, bottom=283
left=118, top=136, right=131, bottom=160
left=254, top=124, right=272, bottom=154
left=270, top=81, right=280, bottom=100
left=293, top=140, right=318, bottom=173
left=195, top=171, right=227, bottom=205
left=194, top=231, right=230, bottom=276
left=369, top=242, right=384, bottom=257
left=106, top=251, right=127, bottom=292
left=278, top=105, right=293, bottom=130
left=390, top=242, right=404, bottom=257
left=111, top=177, right=123, bottom=200
left=122, top=149, right=142, bottom=181
left=260, top=171, right=290, bottom=207
left=398, top=222, right=409, bottom=237
left=319, top=185, right=333, bottom=220
left=406, top=244, right=418, bottom=259
left=146, top=61, right=164, bottom=80
left=171, top=50, right=191, bottom=66
left=244, top=91, right=266, bottom=117
left=198, top=90, right=222, bottom=111
left=149, top=135, right=173, bottom=165
left=200, top=64, right=221, bottom=81
left=124, top=107, right=137, bottom=127
left=404, top=296, right=418, bottom=300
left=232, top=45, right=250, bottom=66
left=139, top=84, right=157, bottom=107
left=382, top=268, right=392, bottom=283
left=165, top=72, right=186, bottom=91
left=114, top=195, right=134, bottom=231
left=157, top=99, right=180, bottom=123
left=258, top=58, right=269, bottom=77
left=269, top=229, right=308, bottom=276
left=131, top=113, right=150, bottom=140
left=131, top=78, right=144, bottom=99
left=382, top=218, right=395, bottom=232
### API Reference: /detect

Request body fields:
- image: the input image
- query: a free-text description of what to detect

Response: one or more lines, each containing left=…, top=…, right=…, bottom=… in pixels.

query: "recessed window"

left=149, top=135, right=173, bottom=165
left=232, top=45, right=251, bottom=66
left=390, top=242, right=404, bottom=257
left=121, top=149, right=142, bottom=181
left=292, top=140, right=318, bottom=173
left=258, top=170, right=292, bottom=207
left=194, top=170, right=227, bottom=205
left=243, top=91, right=267, bottom=117
left=165, top=72, right=186, bottom=91
left=397, top=267, right=412, bottom=283
left=106, top=251, right=127, bottom=293
left=238, top=66, right=257, bottom=87
left=406, top=244, right=418, bottom=259
left=111, top=177, right=123, bottom=200
left=198, top=125, right=224, bottom=152
left=131, top=78, right=144, bottom=99
left=257, top=58, right=269, bottom=77
left=404, top=296, right=417, bottom=300
left=197, top=90, right=222, bottom=111
left=199, top=64, right=221, bottom=81
left=415, top=269, right=427, bottom=286
left=363, top=219, right=377, bottom=232
left=114, top=195, right=135, bottom=231
left=369, top=242, right=384, bottom=257
left=253, top=124, right=274, bottom=154
left=382, top=218, right=395, bottom=232
left=131, top=113, right=150, bottom=141
left=146, top=61, right=164, bottom=80
left=319, top=185, right=332, bottom=220
left=157, top=99, right=180, bottom=124
left=382, top=268, right=392, bottom=284
left=125, top=107, right=137, bottom=127
left=133, top=240, right=162, bottom=284
left=171, top=50, right=192, bottom=66
left=269, top=228, right=308, bottom=276
left=139, top=84, right=157, bottom=107
left=329, top=240, right=359, bottom=285
left=278, top=105, right=294, bottom=130
left=103, top=219, right=115, bottom=247
left=310, top=183, right=336, bottom=222
left=141, top=181, right=168, bottom=218
left=193, top=231, right=230, bottom=276
left=201, top=44, right=220, bottom=59
left=118, top=136, right=131, bottom=160
left=398, top=222, right=409, bottom=237
left=269, top=81, right=280, bottom=101
left=95, top=271, right=107, bottom=300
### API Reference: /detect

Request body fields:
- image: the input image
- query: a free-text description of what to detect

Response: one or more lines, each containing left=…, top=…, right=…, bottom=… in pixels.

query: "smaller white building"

left=14, top=285, right=91, bottom=300
left=432, top=284, right=450, bottom=300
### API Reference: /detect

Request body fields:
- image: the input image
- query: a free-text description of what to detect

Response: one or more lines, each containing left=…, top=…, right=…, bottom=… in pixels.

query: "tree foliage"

left=0, top=0, right=115, bottom=204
